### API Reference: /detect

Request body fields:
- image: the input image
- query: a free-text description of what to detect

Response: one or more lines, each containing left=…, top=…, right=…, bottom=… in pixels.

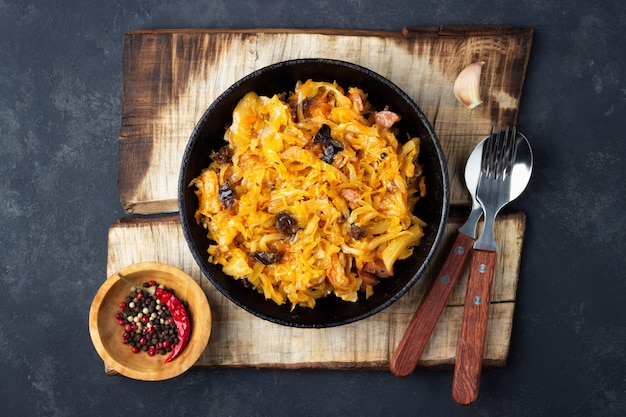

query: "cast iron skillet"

left=179, top=58, right=449, bottom=328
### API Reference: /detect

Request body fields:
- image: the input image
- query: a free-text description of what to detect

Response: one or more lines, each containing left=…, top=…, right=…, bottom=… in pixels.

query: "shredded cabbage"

left=191, top=80, right=426, bottom=309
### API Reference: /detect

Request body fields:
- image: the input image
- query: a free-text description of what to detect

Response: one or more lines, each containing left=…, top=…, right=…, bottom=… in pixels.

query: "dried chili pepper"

left=154, top=287, right=191, bottom=363
left=117, top=273, right=191, bottom=364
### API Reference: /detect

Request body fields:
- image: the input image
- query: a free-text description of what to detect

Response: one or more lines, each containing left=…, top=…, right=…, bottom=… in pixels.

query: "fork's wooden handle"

left=390, top=232, right=475, bottom=377
left=452, top=249, right=497, bottom=405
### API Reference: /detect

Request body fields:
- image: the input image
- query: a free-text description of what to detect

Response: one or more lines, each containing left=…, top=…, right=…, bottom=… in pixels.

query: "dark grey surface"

left=1, top=1, right=624, bottom=416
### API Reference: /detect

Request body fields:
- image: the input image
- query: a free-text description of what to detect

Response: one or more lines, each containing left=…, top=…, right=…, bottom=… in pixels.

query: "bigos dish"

left=190, top=80, right=427, bottom=309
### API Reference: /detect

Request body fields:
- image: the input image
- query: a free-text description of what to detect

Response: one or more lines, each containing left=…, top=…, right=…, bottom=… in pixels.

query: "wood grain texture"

left=452, top=249, right=498, bottom=404
left=117, top=27, right=533, bottom=214
left=105, top=209, right=525, bottom=371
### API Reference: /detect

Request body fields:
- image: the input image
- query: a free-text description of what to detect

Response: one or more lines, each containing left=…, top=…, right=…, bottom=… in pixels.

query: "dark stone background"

left=1, top=1, right=624, bottom=416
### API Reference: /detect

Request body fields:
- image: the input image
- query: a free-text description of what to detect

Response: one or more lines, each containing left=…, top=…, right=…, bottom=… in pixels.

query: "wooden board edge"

left=105, top=360, right=505, bottom=374
left=105, top=357, right=505, bottom=374
left=124, top=26, right=534, bottom=40
left=110, top=214, right=180, bottom=228
left=190, top=355, right=507, bottom=371
left=124, top=27, right=407, bottom=38
left=404, top=25, right=534, bottom=38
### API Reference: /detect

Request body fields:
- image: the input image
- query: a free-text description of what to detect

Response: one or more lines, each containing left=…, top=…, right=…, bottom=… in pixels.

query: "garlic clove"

left=454, top=61, right=485, bottom=109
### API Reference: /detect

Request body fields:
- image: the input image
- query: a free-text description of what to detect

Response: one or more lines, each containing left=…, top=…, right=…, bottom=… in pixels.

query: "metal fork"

left=452, top=126, right=518, bottom=405
left=473, top=126, right=517, bottom=252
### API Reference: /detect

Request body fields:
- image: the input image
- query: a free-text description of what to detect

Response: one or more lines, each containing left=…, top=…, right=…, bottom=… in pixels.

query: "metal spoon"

left=390, top=137, right=486, bottom=377
left=452, top=128, right=533, bottom=405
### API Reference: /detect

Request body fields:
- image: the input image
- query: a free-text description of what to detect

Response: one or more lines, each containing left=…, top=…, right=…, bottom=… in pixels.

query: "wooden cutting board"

left=107, top=211, right=525, bottom=371
left=117, top=26, right=533, bottom=214
left=108, top=26, right=533, bottom=372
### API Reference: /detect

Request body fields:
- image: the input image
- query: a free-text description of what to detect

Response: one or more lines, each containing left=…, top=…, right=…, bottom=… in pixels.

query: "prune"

left=348, top=224, right=366, bottom=240
left=215, top=145, right=233, bottom=165
left=250, top=251, right=282, bottom=265
left=219, top=182, right=235, bottom=209
left=313, top=124, right=333, bottom=145
left=275, top=211, right=298, bottom=237
left=314, top=124, right=344, bottom=164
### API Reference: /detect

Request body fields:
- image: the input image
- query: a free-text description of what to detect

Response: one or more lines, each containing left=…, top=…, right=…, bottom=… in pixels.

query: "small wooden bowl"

left=89, top=262, right=211, bottom=380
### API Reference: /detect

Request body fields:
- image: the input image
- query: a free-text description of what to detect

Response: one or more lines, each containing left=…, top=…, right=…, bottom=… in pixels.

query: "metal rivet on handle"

left=473, top=296, right=482, bottom=305
left=455, top=246, right=465, bottom=255
left=440, top=275, right=451, bottom=284
left=478, top=263, right=487, bottom=273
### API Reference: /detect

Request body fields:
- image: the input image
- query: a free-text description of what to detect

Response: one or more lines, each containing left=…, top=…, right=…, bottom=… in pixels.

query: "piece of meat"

left=362, top=259, right=394, bottom=277
left=303, top=97, right=332, bottom=119
left=347, top=87, right=372, bottom=113
left=374, top=110, right=401, bottom=129
left=340, top=188, right=362, bottom=204
left=348, top=91, right=364, bottom=112
left=358, top=269, right=380, bottom=291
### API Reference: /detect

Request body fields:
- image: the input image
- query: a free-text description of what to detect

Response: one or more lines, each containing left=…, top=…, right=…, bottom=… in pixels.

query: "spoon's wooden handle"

left=390, top=232, right=475, bottom=377
left=452, top=249, right=497, bottom=405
